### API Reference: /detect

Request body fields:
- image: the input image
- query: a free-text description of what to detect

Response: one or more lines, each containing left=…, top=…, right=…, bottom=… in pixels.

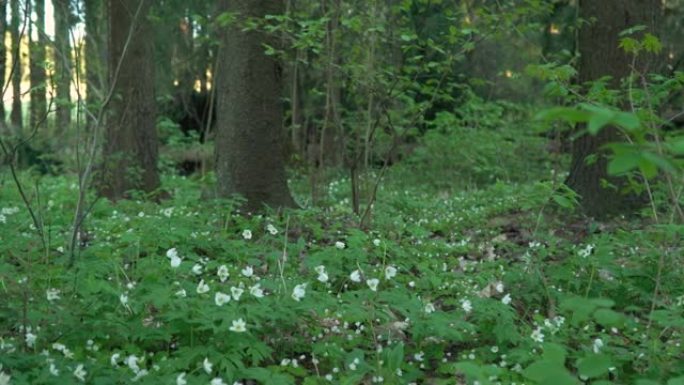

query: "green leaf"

left=668, top=377, right=684, bottom=385
left=524, top=361, right=578, bottom=385
left=542, top=343, right=567, bottom=365
left=593, top=309, right=625, bottom=328
left=576, top=354, right=612, bottom=378
left=607, top=153, right=640, bottom=175
left=587, top=110, right=615, bottom=135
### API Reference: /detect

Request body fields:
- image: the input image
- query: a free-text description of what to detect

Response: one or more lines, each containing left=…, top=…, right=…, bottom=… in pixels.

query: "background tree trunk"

left=30, top=0, right=47, bottom=130
left=99, top=0, right=160, bottom=200
left=566, top=0, right=661, bottom=218
left=10, top=0, right=22, bottom=131
left=84, top=0, right=106, bottom=112
left=215, top=0, right=296, bottom=212
left=53, top=0, right=72, bottom=132
left=0, top=0, right=5, bottom=122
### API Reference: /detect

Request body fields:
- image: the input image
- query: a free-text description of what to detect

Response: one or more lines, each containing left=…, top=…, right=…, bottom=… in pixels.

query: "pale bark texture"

left=99, top=0, right=160, bottom=200
left=566, top=0, right=661, bottom=218
left=30, top=0, right=47, bottom=130
left=53, top=0, right=72, bottom=131
left=215, top=0, right=296, bottom=212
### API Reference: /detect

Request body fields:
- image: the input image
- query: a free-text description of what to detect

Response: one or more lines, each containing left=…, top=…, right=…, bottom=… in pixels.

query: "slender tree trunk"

left=30, top=0, right=47, bottom=130
left=215, top=0, right=296, bottom=212
left=99, top=0, right=160, bottom=200
left=10, top=0, right=22, bottom=131
left=0, top=0, right=6, bottom=122
left=53, top=0, right=72, bottom=132
left=567, top=0, right=662, bottom=218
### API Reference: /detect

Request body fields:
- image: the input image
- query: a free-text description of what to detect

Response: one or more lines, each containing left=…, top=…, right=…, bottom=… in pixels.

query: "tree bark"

left=30, top=0, right=47, bottom=130
left=10, top=0, right=22, bottom=131
left=84, top=0, right=106, bottom=112
left=53, top=0, right=72, bottom=132
left=566, top=0, right=661, bottom=218
left=215, top=0, right=296, bottom=212
left=99, top=0, right=160, bottom=200
left=0, top=0, right=6, bottom=122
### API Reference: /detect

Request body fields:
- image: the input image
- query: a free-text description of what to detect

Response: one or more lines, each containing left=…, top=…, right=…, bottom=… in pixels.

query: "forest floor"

left=0, top=154, right=683, bottom=384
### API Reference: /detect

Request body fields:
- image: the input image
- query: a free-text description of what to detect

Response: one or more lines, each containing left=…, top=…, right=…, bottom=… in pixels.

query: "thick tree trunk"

left=53, top=0, right=72, bottom=132
left=30, top=0, right=47, bottom=130
left=99, top=0, right=160, bottom=200
left=567, top=0, right=661, bottom=218
left=10, top=0, right=22, bottom=131
left=215, top=0, right=296, bottom=212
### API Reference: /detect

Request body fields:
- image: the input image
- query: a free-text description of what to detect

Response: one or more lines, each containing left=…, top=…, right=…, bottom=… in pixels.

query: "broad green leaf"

left=576, top=354, right=612, bottom=378
left=587, top=110, right=615, bottom=135
left=524, top=360, right=578, bottom=385
left=607, top=153, right=640, bottom=175
left=542, top=343, right=567, bottom=365
left=667, top=377, right=684, bottom=385
left=593, top=308, right=626, bottom=327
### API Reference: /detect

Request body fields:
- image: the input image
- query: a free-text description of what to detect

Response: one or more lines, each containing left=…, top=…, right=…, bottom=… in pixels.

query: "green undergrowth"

left=0, top=172, right=683, bottom=385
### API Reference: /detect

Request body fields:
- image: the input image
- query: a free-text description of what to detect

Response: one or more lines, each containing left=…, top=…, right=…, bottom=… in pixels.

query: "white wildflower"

left=203, top=358, right=213, bottom=374
left=461, top=299, right=472, bottom=313
left=578, top=244, right=595, bottom=258
left=593, top=338, right=604, bottom=353
left=495, top=282, right=504, bottom=293
left=501, top=293, right=512, bottom=305
left=196, top=280, right=210, bottom=294
left=215, top=292, right=231, bottom=306
left=315, top=265, right=329, bottom=283
left=111, top=353, right=121, bottom=366
left=531, top=327, right=545, bottom=343
left=230, top=286, right=244, bottom=301
left=211, top=378, right=227, bottom=385
left=266, top=224, right=278, bottom=235
left=217, top=265, right=230, bottom=282
left=25, top=332, right=36, bottom=348
left=241, top=266, right=253, bottom=278
left=350, top=270, right=362, bottom=283
left=366, top=278, right=380, bottom=292
left=384, top=266, right=397, bottom=280
left=125, top=355, right=140, bottom=373
left=249, top=284, right=264, bottom=298
left=424, top=302, right=436, bottom=314
left=175, top=289, right=187, bottom=298
left=192, top=264, right=203, bottom=275
left=229, top=318, right=247, bottom=333
left=49, top=362, right=59, bottom=376
left=46, top=288, right=61, bottom=302
left=73, top=364, right=87, bottom=382
left=176, top=372, right=187, bottom=385
left=373, top=239, right=381, bottom=247
left=169, top=255, right=182, bottom=268
left=166, top=248, right=179, bottom=260
left=335, top=241, right=345, bottom=249
left=292, top=283, right=307, bottom=301
left=120, top=293, right=129, bottom=306
left=242, top=230, right=252, bottom=240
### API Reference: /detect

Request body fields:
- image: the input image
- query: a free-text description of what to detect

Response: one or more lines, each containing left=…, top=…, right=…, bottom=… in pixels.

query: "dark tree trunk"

left=84, top=0, right=106, bottom=111
left=30, top=0, right=47, bottom=130
left=566, top=0, right=661, bottom=218
left=10, top=0, right=22, bottom=131
left=53, top=0, right=72, bottom=132
left=99, top=0, right=160, bottom=200
left=215, top=0, right=296, bottom=212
